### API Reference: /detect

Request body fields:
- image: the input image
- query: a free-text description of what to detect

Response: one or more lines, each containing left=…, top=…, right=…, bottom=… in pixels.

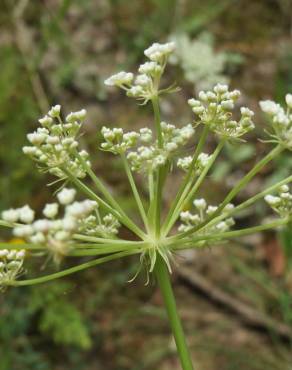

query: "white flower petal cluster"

left=179, top=198, right=235, bottom=236
left=101, top=127, right=140, bottom=154
left=1, top=188, right=120, bottom=263
left=104, top=42, right=176, bottom=103
left=104, top=72, right=134, bottom=87
left=2, top=205, right=35, bottom=224
left=126, top=122, right=195, bottom=172
left=23, top=105, right=90, bottom=179
left=0, top=249, right=25, bottom=289
left=144, top=42, right=176, bottom=62
left=177, top=152, right=211, bottom=173
left=78, top=213, right=120, bottom=238
left=265, top=185, right=292, bottom=218
left=259, top=94, right=292, bottom=149
left=188, top=84, right=255, bottom=140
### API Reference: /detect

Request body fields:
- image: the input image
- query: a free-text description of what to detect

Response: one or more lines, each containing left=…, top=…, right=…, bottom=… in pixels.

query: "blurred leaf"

left=29, top=282, right=92, bottom=350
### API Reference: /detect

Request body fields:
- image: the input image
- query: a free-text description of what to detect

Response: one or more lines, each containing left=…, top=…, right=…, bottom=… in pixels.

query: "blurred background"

left=0, top=0, right=292, bottom=369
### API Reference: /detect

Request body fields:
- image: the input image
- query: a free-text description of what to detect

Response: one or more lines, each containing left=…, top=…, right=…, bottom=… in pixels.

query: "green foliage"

left=29, top=282, right=92, bottom=350
left=0, top=45, right=40, bottom=210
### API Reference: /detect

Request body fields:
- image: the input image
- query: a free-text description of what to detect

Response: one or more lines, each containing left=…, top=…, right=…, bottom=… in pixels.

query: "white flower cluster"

left=23, top=105, right=90, bottom=179
left=104, top=42, right=176, bottom=103
left=0, top=249, right=25, bottom=289
left=101, top=127, right=140, bottom=154
left=1, top=188, right=104, bottom=262
left=265, top=185, right=292, bottom=218
left=259, top=94, right=292, bottom=149
left=177, top=152, right=211, bottom=173
left=127, top=122, right=195, bottom=172
left=78, top=213, right=120, bottom=238
left=179, top=198, right=235, bottom=235
left=188, top=84, right=255, bottom=140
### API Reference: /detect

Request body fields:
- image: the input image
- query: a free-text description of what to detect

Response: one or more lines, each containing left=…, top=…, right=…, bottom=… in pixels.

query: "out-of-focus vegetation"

left=0, top=0, right=292, bottom=369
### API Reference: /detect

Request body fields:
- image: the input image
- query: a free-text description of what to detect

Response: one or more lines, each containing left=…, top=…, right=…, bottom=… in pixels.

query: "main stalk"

left=154, top=255, right=194, bottom=370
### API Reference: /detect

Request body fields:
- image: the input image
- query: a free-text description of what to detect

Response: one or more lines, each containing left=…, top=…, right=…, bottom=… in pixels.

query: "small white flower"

left=19, top=205, right=35, bottom=224
left=38, top=115, right=53, bottom=127
left=48, top=105, right=61, bottom=118
left=139, top=128, right=152, bottom=143
left=7, top=251, right=16, bottom=260
left=221, top=100, right=234, bottom=110
left=66, top=202, right=86, bottom=217
left=13, top=225, right=34, bottom=237
left=240, top=107, right=254, bottom=117
left=138, top=61, right=161, bottom=75
left=33, top=219, right=52, bottom=233
left=16, top=250, right=26, bottom=259
left=27, top=133, right=47, bottom=145
left=127, top=85, right=144, bottom=97
left=30, top=232, right=46, bottom=244
left=0, top=250, right=8, bottom=258
left=22, top=146, right=37, bottom=155
left=55, top=231, right=70, bottom=241
left=264, top=195, right=281, bottom=206
left=1, top=209, right=19, bottom=223
left=193, top=198, right=207, bottom=211
left=206, top=205, right=218, bottom=215
left=259, top=100, right=280, bottom=115
left=75, top=109, right=87, bottom=120
left=104, top=71, right=134, bottom=87
left=57, top=188, right=76, bottom=205
left=144, top=42, right=175, bottom=62
left=135, top=74, right=151, bottom=86
left=63, top=217, right=77, bottom=231
left=279, top=185, right=289, bottom=193
left=43, top=203, right=59, bottom=218
left=214, top=83, right=228, bottom=94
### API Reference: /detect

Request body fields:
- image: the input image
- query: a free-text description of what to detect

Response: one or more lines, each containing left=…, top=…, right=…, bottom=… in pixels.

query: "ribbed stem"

left=154, top=255, right=194, bottom=370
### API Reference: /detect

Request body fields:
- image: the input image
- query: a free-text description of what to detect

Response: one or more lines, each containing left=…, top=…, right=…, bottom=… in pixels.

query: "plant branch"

left=11, top=250, right=138, bottom=286
left=202, top=174, right=292, bottom=232
left=162, top=125, right=209, bottom=235
left=63, top=167, right=146, bottom=240
left=151, top=96, right=164, bottom=237
left=171, top=144, right=284, bottom=241
left=163, top=140, right=225, bottom=237
left=121, top=153, right=149, bottom=231
left=174, top=217, right=291, bottom=250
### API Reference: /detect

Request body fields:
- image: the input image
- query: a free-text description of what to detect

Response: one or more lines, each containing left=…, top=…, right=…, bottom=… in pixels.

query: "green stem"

left=163, top=140, right=224, bottom=237
left=162, top=126, right=209, bottom=235
left=73, top=234, right=141, bottom=244
left=121, top=153, right=149, bottom=231
left=76, top=153, right=147, bottom=237
left=152, top=97, right=163, bottom=148
left=154, top=255, right=194, bottom=370
left=0, top=220, right=14, bottom=228
left=171, top=144, right=284, bottom=241
left=174, top=217, right=291, bottom=250
left=76, top=152, right=124, bottom=213
left=151, top=96, right=164, bottom=237
left=11, top=250, right=138, bottom=286
left=202, top=174, right=292, bottom=231
left=69, top=243, right=142, bottom=256
left=148, top=171, right=154, bottom=203
left=63, top=167, right=146, bottom=240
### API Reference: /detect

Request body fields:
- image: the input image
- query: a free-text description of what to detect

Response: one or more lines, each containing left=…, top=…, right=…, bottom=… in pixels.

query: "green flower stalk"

left=1, top=41, right=292, bottom=369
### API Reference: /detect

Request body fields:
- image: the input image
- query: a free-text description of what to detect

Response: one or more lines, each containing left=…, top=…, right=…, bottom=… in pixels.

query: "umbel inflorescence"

left=0, top=41, right=292, bottom=290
